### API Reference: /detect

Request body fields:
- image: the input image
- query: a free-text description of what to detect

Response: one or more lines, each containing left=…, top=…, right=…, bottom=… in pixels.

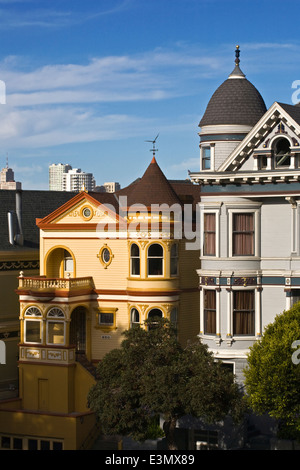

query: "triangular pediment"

left=37, top=191, right=121, bottom=229
left=219, top=101, right=300, bottom=172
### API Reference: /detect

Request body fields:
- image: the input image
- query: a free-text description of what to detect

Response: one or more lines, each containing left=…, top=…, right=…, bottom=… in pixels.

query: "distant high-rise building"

left=0, top=164, right=21, bottom=190
left=49, top=164, right=96, bottom=192
left=103, top=182, right=121, bottom=193
left=62, top=168, right=96, bottom=192
left=49, top=163, right=72, bottom=191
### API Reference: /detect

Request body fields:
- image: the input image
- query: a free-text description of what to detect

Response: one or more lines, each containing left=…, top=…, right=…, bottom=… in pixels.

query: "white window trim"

left=46, top=320, right=66, bottom=346
left=200, top=287, right=220, bottom=338
left=227, top=287, right=261, bottom=339
left=147, top=243, right=164, bottom=277
left=24, top=319, right=43, bottom=344
left=200, top=208, right=220, bottom=258
left=200, top=144, right=215, bottom=171
left=130, top=243, right=141, bottom=278
left=227, top=207, right=261, bottom=258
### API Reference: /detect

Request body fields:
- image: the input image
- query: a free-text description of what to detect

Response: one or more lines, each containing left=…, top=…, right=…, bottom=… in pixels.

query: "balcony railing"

left=18, top=276, right=94, bottom=292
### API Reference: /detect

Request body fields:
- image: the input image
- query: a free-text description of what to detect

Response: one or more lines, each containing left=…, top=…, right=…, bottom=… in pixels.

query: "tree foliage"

left=88, top=318, right=244, bottom=449
left=244, top=302, right=300, bottom=440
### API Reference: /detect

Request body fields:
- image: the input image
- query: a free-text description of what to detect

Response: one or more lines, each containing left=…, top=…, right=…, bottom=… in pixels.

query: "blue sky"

left=0, top=0, right=300, bottom=190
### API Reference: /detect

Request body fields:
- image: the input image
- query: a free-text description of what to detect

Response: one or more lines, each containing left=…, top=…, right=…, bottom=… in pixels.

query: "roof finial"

left=235, top=45, right=240, bottom=66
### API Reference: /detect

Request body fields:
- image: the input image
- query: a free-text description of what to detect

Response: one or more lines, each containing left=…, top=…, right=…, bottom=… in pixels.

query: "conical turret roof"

left=118, top=157, right=182, bottom=209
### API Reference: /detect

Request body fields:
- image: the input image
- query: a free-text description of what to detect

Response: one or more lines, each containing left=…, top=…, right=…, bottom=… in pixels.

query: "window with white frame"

left=232, top=213, right=254, bottom=256
left=203, top=213, right=216, bottom=256
left=130, top=243, right=140, bottom=276
left=203, top=290, right=216, bottom=334
left=46, top=307, right=65, bottom=345
left=24, top=306, right=42, bottom=344
left=202, top=146, right=211, bottom=170
left=130, top=307, right=140, bottom=327
left=233, top=290, right=255, bottom=335
left=147, top=243, right=164, bottom=276
left=227, top=206, right=261, bottom=257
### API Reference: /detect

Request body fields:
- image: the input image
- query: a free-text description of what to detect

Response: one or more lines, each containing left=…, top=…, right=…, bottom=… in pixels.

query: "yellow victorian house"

left=0, top=157, right=200, bottom=450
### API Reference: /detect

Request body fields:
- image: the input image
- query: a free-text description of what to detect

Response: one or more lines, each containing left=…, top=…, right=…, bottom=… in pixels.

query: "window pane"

left=204, top=214, right=216, bottom=256
left=202, top=147, right=211, bottom=169
left=41, top=440, right=50, bottom=450
left=48, top=322, right=65, bottom=344
left=233, top=291, right=255, bottom=335
left=148, top=244, right=163, bottom=257
left=204, top=290, right=216, bottom=334
left=53, top=441, right=63, bottom=450
left=25, top=320, right=41, bottom=343
left=131, top=308, right=140, bottom=326
left=148, top=258, right=163, bottom=275
left=99, top=313, right=114, bottom=325
left=13, top=438, right=22, bottom=450
left=1, top=436, right=10, bottom=449
left=148, top=244, right=163, bottom=275
left=233, top=213, right=254, bottom=255
left=130, top=244, right=140, bottom=275
left=130, top=243, right=139, bottom=257
left=28, top=439, right=38, bottom=450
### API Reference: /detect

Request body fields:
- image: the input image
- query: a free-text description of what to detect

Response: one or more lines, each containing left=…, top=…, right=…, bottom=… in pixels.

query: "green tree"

left=244, top=302, right=300, bottom=440
left=88, top=318, right=244, bottom=449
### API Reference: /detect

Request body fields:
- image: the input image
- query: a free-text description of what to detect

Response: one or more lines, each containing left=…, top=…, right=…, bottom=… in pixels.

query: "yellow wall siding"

left=91, top=301, right=128, bottom=360
left=178, top=292, right=200, bottom=347
left=42, top=237, right=129, bottom=290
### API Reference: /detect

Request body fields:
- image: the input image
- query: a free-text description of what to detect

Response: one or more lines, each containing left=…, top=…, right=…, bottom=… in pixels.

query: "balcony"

left=17, top=275, right=95, bottom=297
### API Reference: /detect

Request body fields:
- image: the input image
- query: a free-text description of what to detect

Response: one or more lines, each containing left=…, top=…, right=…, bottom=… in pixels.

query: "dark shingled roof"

left=0, top=190, right=75, bottom=252
left=117, top=157, right=183, bottom=208
left=199, top=73, right=267, bottom=128
left=278, top=102, right=300, bottom=125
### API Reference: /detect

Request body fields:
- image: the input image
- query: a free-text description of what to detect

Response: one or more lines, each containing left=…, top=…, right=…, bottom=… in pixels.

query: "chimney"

left=15, top=190, right=23, bottom=246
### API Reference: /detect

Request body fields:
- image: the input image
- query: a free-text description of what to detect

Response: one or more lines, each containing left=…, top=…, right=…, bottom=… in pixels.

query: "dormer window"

left=273, top=137, right=291, bottom=168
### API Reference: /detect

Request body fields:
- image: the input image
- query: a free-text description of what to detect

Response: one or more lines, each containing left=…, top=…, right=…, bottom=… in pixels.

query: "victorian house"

left=190, top=46, right=300, bottom=386
left=0, top=157, right=200, bottom=450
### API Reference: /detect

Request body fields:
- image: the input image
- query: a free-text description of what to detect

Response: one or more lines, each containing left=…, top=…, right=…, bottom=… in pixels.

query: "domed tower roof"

left=199, top=46, right=267, bottom=128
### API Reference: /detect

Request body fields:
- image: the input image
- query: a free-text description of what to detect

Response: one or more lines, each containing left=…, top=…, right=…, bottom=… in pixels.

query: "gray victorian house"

left=190, top=46, right=300, bottom=385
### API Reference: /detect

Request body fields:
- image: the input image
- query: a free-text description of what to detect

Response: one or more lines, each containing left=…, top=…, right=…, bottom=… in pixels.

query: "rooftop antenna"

left=145, top=133, right=159, bottom=159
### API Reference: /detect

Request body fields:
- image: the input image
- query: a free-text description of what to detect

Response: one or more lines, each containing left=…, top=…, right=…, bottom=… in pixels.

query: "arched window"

left=273, top=137, right=291, bottom=167
left=47, top=307, right=65, bottom=345
left=147, top=308, right=163, bottom=330
left=130, top=243, right=140, bottom=276
left=25, top=306, right=42, bottom=316
left=130, top=308, right=140, bottom=327
left=147, top=244, right=163, bottom=276
left=24, top=306, right=42, bottom=344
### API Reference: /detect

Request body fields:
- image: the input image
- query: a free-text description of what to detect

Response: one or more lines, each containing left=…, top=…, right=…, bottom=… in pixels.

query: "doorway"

left=70, top=306, right=86, bottom=354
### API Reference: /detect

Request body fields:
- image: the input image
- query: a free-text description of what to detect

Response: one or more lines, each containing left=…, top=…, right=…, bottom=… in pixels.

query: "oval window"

left=102, top=248, right=111, bottom=264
